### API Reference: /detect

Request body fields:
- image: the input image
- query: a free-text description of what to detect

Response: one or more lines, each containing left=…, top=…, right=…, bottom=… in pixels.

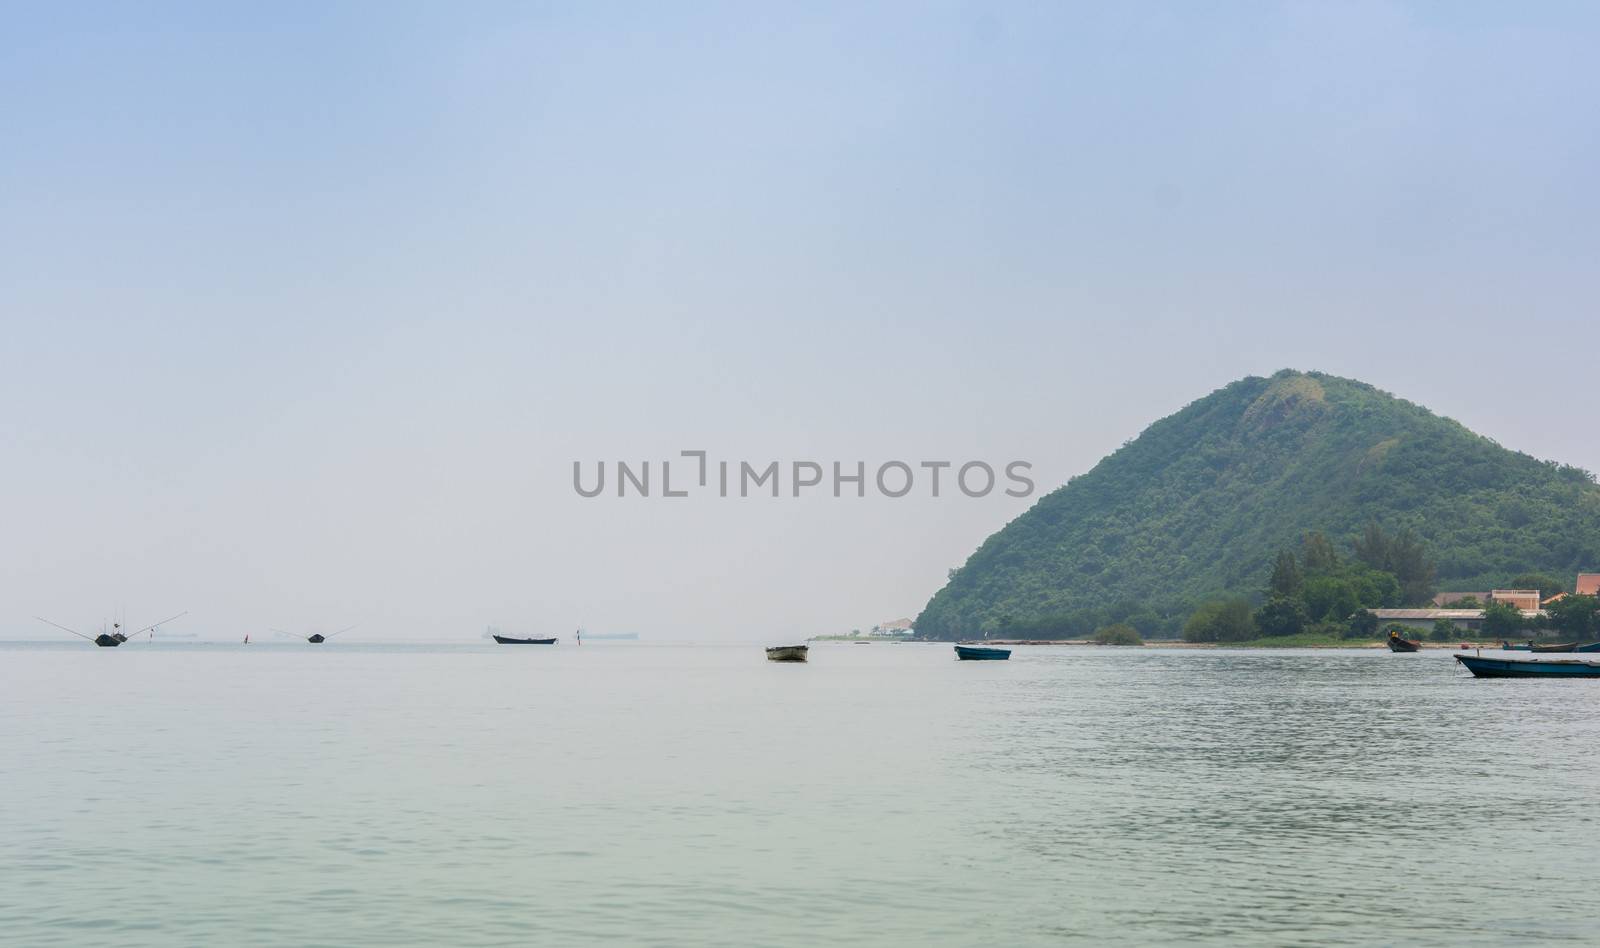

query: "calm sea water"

left=2, top=642, right=1597, bottom=946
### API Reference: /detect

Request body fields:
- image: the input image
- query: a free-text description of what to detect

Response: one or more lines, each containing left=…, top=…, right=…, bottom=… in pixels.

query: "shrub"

left=1255, top=597, right=1310, bottom=637
left=1482, top=601, right=1529, bottom=639
left=1183, top=597, right=1255, bottom=643
left=1306, top=620, right=1346, bottom=640
left=1346, top=608, right=1380, bottom=639
left=1092, top=623, right=1144, bottom=646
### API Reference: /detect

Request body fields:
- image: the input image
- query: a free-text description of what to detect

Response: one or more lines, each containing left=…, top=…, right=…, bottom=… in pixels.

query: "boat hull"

left=1456, top=654, right=1600, bottom=678
left=954, top=645, right=1011, bottom=661
left=1530, top=643, right=1579, bottom=653
left=493, top=635, right=557, bottom=645
left=765, top=646, right=808, bottom=662
left=1387, top=635, right=1421, bottom=652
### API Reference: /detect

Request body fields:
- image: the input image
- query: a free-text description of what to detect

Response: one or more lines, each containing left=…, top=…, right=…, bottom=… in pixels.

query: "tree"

left=1352, top=521, right=1435, bottom=604
left=1542, top=594, right=1600, bottom=640
left=1482, top=600, right=1529, bottom=640
left=1092, top=623, right=1144, bottom=646
left=1303, top=576, right=1360, bottom=623
left=1429, top=618, right=1459, bottom=642
left=1182, top=597, right=1255, bottom=643
left=1509, top=574, right=1566, bottom=598
left=1301, top=531, right=1340, bottom=574
left=1268, top=550, right=1303, bottom=598
left=1347, top=608, right=1380, bottom=639
left=1255, top=597, right=1310, bottom=637
left=1346, top=565, right=1402, bottom=609
left=1352, top=521, right=1390, bottom=571
left=1439, top=596, right=1482, bottom=609
left=1388, top=528, right=1436, bottom=605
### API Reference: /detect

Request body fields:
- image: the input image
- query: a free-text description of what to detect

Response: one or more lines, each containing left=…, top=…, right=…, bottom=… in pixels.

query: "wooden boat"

left=493, top=635, right=557, bottom=645
left=1386, top=631, right=1422, bottom=652
left=1500, top=641, right=1532, bottom=651
left=765, top=645, right=808, bottom=662
left=1529, top=642, right=1579, bottom=653
left=1456, top=653, right=1600, bottom=678
left=954, top=644, right=1012, bottom=661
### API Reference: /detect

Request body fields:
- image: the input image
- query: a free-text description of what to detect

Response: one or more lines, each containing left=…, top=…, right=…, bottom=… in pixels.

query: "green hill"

left=915, top=370, right=1600, bottom=640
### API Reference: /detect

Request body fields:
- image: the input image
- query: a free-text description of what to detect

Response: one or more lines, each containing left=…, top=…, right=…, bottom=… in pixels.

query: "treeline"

left=989, top=601, right=1189, bottom=640
left=1418, top=594, right=1600, bottom=642
left=1184, top=522, right=1431, bottom=642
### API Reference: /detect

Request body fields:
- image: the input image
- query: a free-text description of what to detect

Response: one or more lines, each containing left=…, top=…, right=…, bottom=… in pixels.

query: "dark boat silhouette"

left=765, top=645, right=808, bottom=662
left=1387, top=631, right=1422, bottom=652
left=306, top=625, right=355, bottom=644
left=36, top=612, right=187, bottom=648
left=493, top=634, right=557, bottom=645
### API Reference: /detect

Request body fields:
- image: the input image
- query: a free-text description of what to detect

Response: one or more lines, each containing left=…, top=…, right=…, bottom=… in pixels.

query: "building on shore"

left=1431, top=589, right=1544, bottom=609
left=1488, top=589, right=1542, bottom=611
left=1409, top=575, right=1597, bottom=629
left=1370, top=608, right=1540, bottom=634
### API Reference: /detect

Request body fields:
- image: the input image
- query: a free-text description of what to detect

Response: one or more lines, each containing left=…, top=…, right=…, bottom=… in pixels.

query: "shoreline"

left=929, top=638, right=1491, bottom=650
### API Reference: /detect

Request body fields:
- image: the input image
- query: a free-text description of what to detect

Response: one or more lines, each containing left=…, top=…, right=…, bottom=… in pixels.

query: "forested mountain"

left=915, top=371, right=1600, bottom=639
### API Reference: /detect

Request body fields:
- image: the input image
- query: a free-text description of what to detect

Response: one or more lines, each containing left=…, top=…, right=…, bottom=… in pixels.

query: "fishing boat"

left=1500, top=641, right=1532, bottom=651
left=492, top=635, right=558, bottom=645
left=1575, top=643, right=1600, bottom=653
left=954, top=644, right=1012, bottom=661
left=35, top=612, right=186, bottom=648
left=308, top=625, right=356, bottom=644
left=1455, top=653, right=1600, bottom=678
left=1386, top=631, right=1422, bottom=652
left=765, top=645, right=808, bottom=662
left=1529, top=642, right=1579, bottom=653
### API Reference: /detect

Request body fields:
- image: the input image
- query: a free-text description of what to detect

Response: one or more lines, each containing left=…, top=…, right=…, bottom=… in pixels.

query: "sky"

left=2, top=2, right=1597, bottom=641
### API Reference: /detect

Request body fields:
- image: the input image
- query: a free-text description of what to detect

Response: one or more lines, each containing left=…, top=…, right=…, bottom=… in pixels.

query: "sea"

left=2, top=641, right=1596, bottom=946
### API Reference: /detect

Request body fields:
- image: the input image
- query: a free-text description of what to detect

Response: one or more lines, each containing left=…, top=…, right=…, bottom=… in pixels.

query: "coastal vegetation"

left=1184, top=523, right=1427, bottom=643
left=1091, top=624, right=1144, bottom=646
left=916, top=371, right=1600, bottom=641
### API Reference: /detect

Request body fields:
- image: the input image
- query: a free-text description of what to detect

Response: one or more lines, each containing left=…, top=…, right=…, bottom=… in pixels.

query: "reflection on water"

left=1, top=643, right=1595, bottom=945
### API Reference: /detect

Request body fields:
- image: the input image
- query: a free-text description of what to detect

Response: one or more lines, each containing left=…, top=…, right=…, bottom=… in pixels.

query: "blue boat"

left=1576, top=643, right=1600, bottom=653
left=954, top=645, right=1011, bottom=661
left=1456, top=654, right=1600, bottom=678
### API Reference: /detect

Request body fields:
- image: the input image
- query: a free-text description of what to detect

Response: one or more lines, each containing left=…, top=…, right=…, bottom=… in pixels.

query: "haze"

left=3, top=3, right=1596, bottom=641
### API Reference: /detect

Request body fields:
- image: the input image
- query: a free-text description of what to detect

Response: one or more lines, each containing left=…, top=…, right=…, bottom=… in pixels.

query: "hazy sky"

left=4, top=2, right=1596, bottom=641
